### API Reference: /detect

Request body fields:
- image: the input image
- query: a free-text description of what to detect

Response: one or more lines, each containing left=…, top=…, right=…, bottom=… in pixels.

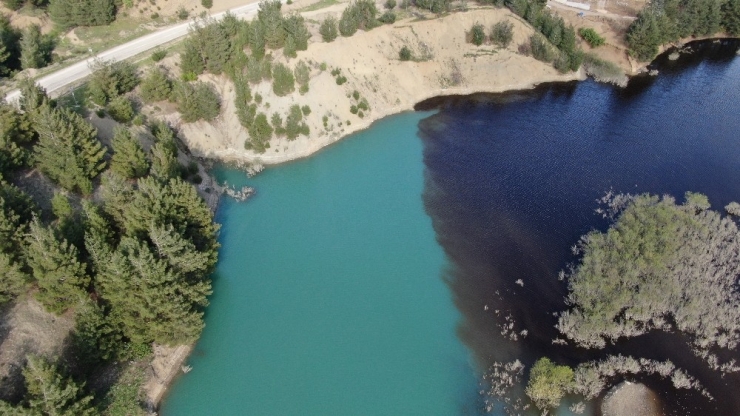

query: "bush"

left=151, top=12, right=159, bottom=19
left=379, top=11, right=396, bottom=24
left=490, top=21, right=514, bottom=48
left=320, top=16, right=339, bottom=42
left=399, top=45, right=412, bottom=61
left=106, top=96, right=135, bottom=123
left=201, top=0, right=212, bottom=8
left=385, top=0, right=396, bottom=8
left=151, top=49, right=167, bottom=62
left=177, top=6, right=189, bottom=20
left=336, top=75, right=347, bottom=85
left=301, top=105, right=311, bottom=116
left=470, top=23, right=486, bottom=46
left=176, top=82, right=221, bottom=122
left=578, top=27, right=605, bottom=47
left=526, top=358, right=575, bottom=410
left=272, top=63, right=295, bottom=96
left=295, top=61, right=310, bottom=94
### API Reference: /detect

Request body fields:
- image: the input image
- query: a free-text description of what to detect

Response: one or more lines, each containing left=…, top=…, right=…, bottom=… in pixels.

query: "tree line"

left=627, top=0, right=740, bottom=61
left=0, top=78, right=218, bottom=413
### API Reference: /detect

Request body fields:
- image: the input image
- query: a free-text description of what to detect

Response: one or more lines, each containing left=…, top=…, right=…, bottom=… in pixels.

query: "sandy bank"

left=168, top=7, right=584, bottom=166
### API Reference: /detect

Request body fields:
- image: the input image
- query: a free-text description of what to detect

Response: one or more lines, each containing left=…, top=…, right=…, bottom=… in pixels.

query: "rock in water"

left=601, top=381, right=663, bottom=416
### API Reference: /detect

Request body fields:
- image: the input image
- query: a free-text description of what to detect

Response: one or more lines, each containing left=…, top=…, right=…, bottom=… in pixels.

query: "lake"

left=163, top=39, right=740, bottom=415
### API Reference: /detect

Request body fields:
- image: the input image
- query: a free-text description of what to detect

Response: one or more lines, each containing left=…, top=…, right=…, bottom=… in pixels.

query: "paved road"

left=5, top=2, right=262, bottom=103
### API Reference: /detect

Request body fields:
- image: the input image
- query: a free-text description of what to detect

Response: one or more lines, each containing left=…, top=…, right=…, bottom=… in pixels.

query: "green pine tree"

left=25, top=217, right=89, bottom=314
left=110, top=127, right=149, bottom=179
left=22, top=355, right=95, bottom=416
left=139, top=68, right=173, bottom=102
left=32, top=106, right=107, bottom=195
left=20, top=24, right=45, bottom=69
left=0, top=103, right=34, bottom=175
left=723, top=0, right=740, bottom=35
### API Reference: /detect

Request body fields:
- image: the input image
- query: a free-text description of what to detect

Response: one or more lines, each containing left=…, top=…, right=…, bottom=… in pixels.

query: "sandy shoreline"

left=163, top=7, right=586, bottom=167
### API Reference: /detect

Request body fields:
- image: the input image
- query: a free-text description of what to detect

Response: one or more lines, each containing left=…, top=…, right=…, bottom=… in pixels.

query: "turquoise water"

left=161, top=112, right=478, bottom=415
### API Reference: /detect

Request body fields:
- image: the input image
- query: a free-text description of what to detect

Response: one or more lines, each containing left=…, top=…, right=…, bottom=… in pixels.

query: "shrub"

left=272, top=63, right=295, bottom=96
left=491, top=21, right=514, bottom=48
left=177, top=6, right=189, bottom=20
left=350, top=105, right=358, bottom=114
left=336, top=75, right=347, bottom=85
left=151, top=49, right=167, bottom=62
left=352, top=90, right=360, bottom=100
left=526, top=358, right=575, bottom=410
left=378, top=11, right=396, bottom=24
left=399, top=45, right=412, bottom=61
left=106, top=96, right=135, bottom=123
left=295, top=61, right=310, bottom=94
left=385, top=0, right=396, bottom=8
left=301, top=105, right=311, bottom=116
left=470, top=23, right=486, bottom=46
left=320, top=16, right=339, bottom=42
left=578, top=27, right=605, bottom=47
left=201, top=0, right=212, bottom=8
left=151, top=12, right=159, bottom=19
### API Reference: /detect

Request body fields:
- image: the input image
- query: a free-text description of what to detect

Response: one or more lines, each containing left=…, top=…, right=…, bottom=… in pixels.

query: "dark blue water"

left=419, top=40, right=740, bottom=415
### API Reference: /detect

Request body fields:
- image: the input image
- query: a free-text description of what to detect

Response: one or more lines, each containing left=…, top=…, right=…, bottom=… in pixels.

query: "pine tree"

left=32, top=106, right=107, bottom=195
left=0, top=16, right=21, bottom=76
left=49, top=0, right=115, bottom=28
left=0, top=252, right=27, bottom=305
left=110, top=127, right=149, bottom=179
left=320, top=16, right=339, bottom=42
left=98, top=171, right=134, bottom=230
left=87, top=60, right=140, bottom=106
left=18, top=77, right=49, bottom=115
left=0, top=103, right=34, bottom=175
left=247, top=112, right=273, bottom=152
left=71, top=301, right=123, bottom=365
left=175, top=81, right=221, bottom=122
left=258, top=0, right=286, bottom=49
left=0, top=183, right=33, bottom=304
left=180, top=41, right=204, bottom=79
left=81, top=199, right=115, bottom=273
left=20, top=24, right=44, bottom=69
left=22, top=355, right=95, bottom=416
left=283, top=14, right=310, bottom=51
left=627, top=9, right=665, bottom=62
left=723, top=0, right=740, bottom=35
left=98, top=236, right=210, bottom=344
left=25, top=217, right=89, bottom=314
left=190, top=19, right=232, bottom=75
left=148, top=142, right=180, bottom=181
left=139, top=68, right=173, bottom=102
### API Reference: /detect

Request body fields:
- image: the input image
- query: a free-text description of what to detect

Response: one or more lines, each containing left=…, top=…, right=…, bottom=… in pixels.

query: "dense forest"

left=0, top=75, right=218, bottom=413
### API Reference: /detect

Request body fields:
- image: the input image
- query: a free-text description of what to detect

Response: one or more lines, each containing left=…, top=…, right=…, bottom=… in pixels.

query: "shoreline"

left=205, top=72, right=586, bottom=166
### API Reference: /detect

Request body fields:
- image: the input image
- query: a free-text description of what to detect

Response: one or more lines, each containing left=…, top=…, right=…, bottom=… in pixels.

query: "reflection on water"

left=420, top=39, right=740, bottom=415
